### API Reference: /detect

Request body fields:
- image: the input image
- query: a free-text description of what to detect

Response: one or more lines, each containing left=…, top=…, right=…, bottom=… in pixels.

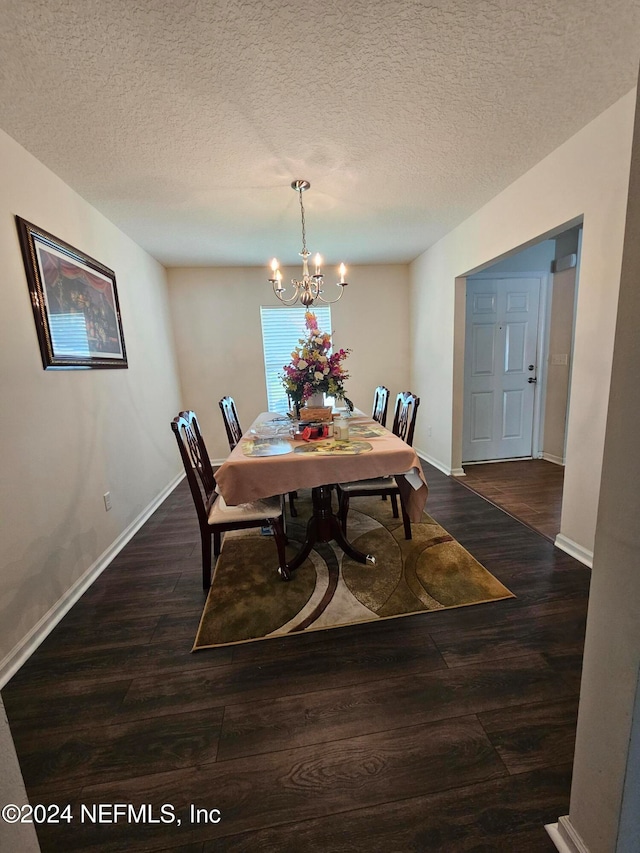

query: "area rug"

left=192, top=490, right=514, bottom=650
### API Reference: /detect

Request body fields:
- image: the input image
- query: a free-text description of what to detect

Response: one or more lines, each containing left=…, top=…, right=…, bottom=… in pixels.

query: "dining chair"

left=371, top=385, right=389, bottom=427
left=336, top=391, right=421, bottom=540
left=218, top=395, right=243, bottom=450
left=171, top=410, right=290, bottom=587
left=218, top=395, right=298, bottom=517
left=371, top=385, right=390, bottom=505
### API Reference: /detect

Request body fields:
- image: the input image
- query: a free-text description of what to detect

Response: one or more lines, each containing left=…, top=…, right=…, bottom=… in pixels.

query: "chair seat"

left=208, top=493, right=282, bottom=525
left=338, top=476, right=397, bottom=492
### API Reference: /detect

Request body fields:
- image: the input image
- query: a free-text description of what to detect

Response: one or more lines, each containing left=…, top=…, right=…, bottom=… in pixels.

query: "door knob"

left=528, top=364, right=535, bottom=371
left=528, top=377, right=537, bottom=383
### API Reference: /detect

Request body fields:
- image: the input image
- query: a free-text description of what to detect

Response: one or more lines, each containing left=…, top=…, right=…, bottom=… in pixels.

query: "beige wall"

left=410, top=89, right=636, bottom=559
left=543, top=266, right=576, bottom=463
left=563, top=77, right=640, bottom=853
left=167, top=264, right=411, bottom=461
left=0, top=129, right=183, bottom=675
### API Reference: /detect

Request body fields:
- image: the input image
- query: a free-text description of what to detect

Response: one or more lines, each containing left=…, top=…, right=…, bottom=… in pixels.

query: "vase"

left=307, top=392, right=325, bottom=407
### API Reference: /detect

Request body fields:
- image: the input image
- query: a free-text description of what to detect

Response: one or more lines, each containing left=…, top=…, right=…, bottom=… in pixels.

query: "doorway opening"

left=457, top=224, right=582, bottom=540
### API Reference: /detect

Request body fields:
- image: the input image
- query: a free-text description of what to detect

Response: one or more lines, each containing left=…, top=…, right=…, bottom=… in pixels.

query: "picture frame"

left=16, top=216, right=128, bottom=369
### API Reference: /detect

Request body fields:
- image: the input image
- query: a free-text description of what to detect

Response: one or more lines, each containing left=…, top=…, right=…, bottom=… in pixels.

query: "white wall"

left=167, top=264, right=411, bottom=461
left=410, top=89, right=636, bottom=559
left=0, top=129, right=183, bottom=676
left=562, top=78, right=640, bottom=853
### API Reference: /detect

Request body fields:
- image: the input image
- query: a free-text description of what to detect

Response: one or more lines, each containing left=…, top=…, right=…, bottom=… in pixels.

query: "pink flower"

left=281, top=310, right=351, bottom=405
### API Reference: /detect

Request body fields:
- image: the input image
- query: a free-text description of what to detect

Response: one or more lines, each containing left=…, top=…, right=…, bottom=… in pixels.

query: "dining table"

left=215, top=409, right=429, bottom=572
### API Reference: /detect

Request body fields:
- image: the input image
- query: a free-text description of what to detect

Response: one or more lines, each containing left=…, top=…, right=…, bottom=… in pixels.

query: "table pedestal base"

left=287, top=485, right=376, bottom=572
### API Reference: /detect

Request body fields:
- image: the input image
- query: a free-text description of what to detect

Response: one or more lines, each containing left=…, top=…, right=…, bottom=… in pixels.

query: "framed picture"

left=16, top=216, right=128, bottom=369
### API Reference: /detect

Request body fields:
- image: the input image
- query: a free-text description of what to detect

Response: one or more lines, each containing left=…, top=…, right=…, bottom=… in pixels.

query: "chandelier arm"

left=309, top=276, right=321, bottom=300
left=272, top=281, right=302, bottom=305
left=317, top=284, right=346, bottom=304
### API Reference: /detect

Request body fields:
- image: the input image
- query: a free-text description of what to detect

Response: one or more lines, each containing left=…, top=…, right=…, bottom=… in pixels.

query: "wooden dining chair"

left=336, top=391, right=421, bottom=540
left=171, top=410, right=290, bottom=587
left=218, top=395, right=243, bottom=450
left=218, top=394, right=298, bottom=517
left=371, top=385, right=390, bottom=505
left=390, top=390, right=420, bottom=446
left=372, top=385, right=389, bottom=427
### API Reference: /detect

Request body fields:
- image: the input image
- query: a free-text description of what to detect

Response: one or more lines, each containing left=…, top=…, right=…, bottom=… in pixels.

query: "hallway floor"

left=458, top=459, right=564, bottom=542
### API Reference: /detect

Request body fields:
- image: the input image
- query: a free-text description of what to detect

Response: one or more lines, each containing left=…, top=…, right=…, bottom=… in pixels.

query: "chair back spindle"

left=372, top=385, right=389, bottom=427
left=392, top=391, right=420, bottom=446
left=219, top=396, right=243, bottom=450
left=171, top=411, right=216, bottom=525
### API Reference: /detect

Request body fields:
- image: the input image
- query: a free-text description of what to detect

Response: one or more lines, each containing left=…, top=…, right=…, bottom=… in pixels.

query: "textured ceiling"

left=1, top=0, right=640, bottom=267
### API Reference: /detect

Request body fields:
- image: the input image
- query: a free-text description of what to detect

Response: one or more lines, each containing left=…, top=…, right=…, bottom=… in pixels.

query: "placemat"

left=293, top=439, right=373, bottom=455
left=346, top=424, right=387, bottom=438
left=242, top=439, right=293, bottom=457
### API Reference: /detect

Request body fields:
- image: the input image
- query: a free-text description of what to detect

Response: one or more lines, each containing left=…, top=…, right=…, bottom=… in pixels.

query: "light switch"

left=551, top=353, right=568, bottom=366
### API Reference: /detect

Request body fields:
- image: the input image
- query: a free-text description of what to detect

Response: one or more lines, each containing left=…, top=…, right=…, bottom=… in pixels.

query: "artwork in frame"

left=15, top=216, right=128, bottom=369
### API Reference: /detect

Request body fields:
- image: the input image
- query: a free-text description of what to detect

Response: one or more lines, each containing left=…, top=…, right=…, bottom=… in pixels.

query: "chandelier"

left=268, top=180, right=348, bottom=306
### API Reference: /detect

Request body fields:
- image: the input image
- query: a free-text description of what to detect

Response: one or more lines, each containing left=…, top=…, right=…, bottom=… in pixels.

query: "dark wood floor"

left=2, top=461, right=589, bottom=852
left=459, top=460, right=564, bottom=541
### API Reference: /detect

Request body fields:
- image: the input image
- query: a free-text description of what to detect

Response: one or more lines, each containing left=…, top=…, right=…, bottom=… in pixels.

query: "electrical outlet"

left=103, top=492, right=112, bottom=511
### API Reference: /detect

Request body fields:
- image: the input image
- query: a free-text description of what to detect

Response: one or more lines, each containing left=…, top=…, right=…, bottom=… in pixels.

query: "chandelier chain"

left=299, top=189, right=307, bottom=254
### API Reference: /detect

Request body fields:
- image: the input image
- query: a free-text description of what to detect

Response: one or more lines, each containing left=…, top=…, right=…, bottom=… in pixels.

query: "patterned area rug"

left=193, top=490, right=514, bottom=650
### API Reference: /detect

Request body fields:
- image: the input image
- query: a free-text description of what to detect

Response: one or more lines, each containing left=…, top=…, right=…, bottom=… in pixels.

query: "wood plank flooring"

left=1, top=461, right=590, bottom=852
left=458, top=459, right=564, bottom=541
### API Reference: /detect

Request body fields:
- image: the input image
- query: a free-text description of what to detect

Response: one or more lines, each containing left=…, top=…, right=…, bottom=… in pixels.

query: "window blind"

left=260, top=305, right=332, bottom=413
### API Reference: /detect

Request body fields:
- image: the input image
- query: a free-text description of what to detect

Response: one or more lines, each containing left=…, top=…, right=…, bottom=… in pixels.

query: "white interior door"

left=463, top=276, right=541, bottom=462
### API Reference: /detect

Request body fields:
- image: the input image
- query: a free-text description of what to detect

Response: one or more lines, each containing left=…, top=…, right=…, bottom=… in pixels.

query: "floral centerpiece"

left=282, top=311, right=351, bottom=414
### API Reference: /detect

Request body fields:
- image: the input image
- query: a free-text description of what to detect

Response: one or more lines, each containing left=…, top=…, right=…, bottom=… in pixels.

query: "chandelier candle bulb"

left=339, top=263, right=346, bottom=284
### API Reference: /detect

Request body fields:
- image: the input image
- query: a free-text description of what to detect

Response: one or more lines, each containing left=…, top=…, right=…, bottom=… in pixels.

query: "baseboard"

left=450, top=468, right=466, bottom=477
left=546, top=816, right=592, bottom=853
left=542, top=452, right=565, bottom=466
left=463, top=456, right=533, bottom=464
left=0, top=471, right=185, bottom=689
left=546, top=823, right=573, bottom=853
left=554, top=534, right=594, bottom=568
left=414, top=448, right=453, bottom=476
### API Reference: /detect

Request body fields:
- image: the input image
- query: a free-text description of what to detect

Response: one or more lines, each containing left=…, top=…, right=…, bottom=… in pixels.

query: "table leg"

left=287, top=484, right=376, bottom=572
